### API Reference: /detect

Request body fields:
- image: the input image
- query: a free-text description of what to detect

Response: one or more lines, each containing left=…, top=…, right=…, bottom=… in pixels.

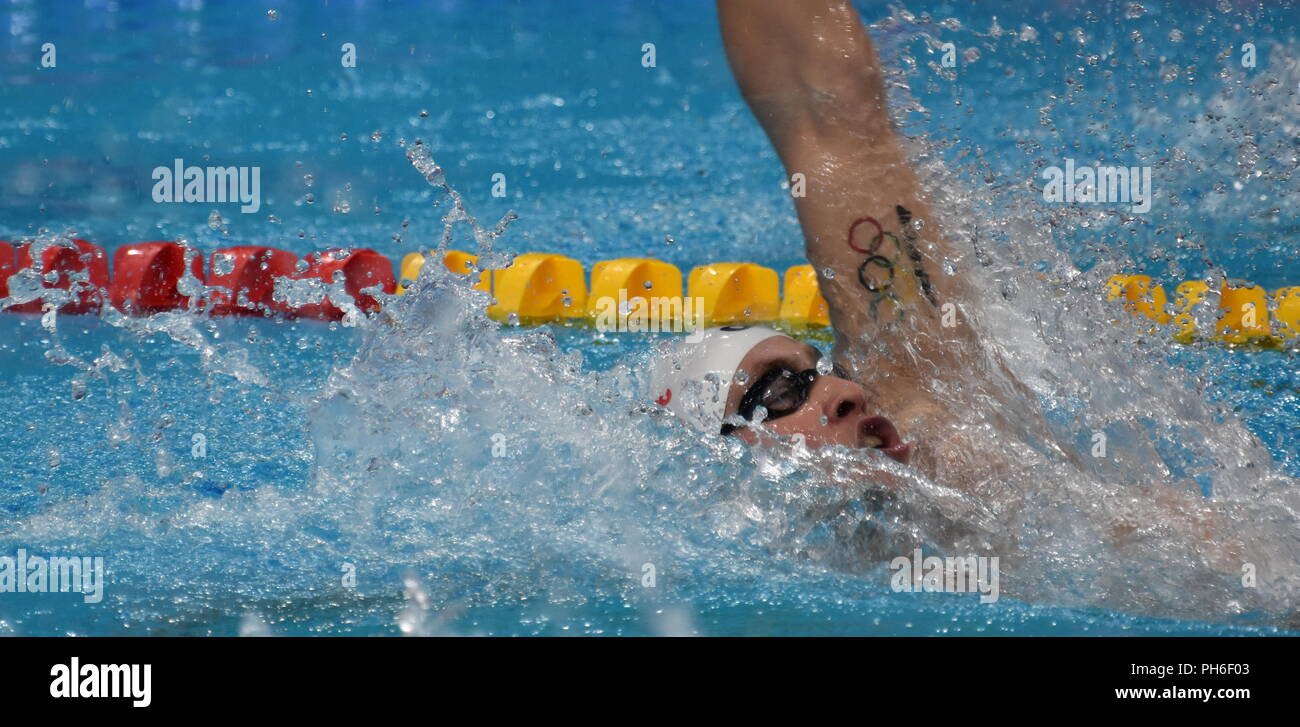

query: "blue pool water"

left=0, top=0, right=1297, bottom=635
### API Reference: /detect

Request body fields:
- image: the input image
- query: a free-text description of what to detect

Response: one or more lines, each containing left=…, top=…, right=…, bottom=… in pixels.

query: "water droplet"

left=213, top=252, right=236, bottom=276
left=266, top=9, right=278, bottom=20
left=207, top=210, right=223, bottom=229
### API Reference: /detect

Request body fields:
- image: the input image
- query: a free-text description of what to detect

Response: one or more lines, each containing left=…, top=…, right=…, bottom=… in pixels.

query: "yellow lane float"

left=397, top=250, right=490, bottom=294
left=1108, top=274, right=1296, bottom=348
left=1171, top=280, right=1210, bottom=344
left=779, top=264, right=831, bottom=328
left=687, top=262, right=780, bottom=326
left=1105, top=274, right=1170, bottom=324
left=586, top=257, right=686, bottom=329
left=1275, top=287, right=1300, bottom=339
left=488, top=252, right=587, bottom=323
left=389, top=254, right=1295, bottom=347
left=1217, top=284, right=1271, bottom=344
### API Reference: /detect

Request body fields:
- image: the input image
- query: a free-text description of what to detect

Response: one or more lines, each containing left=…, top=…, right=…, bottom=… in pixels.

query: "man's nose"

left=814, top=375, right=868, bottom=423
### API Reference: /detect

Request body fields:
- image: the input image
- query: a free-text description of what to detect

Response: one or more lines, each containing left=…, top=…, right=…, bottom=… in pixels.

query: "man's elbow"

left=800, top=69, right=893, bottom=140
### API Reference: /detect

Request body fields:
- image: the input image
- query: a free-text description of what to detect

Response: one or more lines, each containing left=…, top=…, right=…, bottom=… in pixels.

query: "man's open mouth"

left=859, top=415, right=912, bottom=464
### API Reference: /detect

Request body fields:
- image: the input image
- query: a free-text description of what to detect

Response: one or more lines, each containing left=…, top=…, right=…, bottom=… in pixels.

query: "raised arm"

left=718, top=0, right=891, bottom=149
left=718, top=0, right=973, bottom=378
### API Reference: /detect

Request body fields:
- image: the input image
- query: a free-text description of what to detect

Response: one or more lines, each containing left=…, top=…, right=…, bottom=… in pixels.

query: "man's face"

left=723, top=336, right=912, bottom=464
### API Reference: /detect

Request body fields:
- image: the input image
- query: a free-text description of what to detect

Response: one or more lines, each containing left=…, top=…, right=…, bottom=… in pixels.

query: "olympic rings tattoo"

left=847, top=217, right=899, bottom=317
left=852, top=244, right=901, bottom=321
left=847, top=216, right=885, bottom=254
left=857, top=254, right=895, bottom=292
left=857, top=254, right=901, bottom=317
left=845, top=208, right=938, bottom=320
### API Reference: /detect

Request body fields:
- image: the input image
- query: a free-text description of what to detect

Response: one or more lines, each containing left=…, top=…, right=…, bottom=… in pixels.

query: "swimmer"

left=654, top=0, right=1036, bottom=493
left=651, top=1, right=1252, bottom=575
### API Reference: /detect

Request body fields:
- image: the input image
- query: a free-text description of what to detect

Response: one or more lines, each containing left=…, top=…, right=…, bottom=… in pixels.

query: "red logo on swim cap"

left=655, top=389, right=672, bottom=406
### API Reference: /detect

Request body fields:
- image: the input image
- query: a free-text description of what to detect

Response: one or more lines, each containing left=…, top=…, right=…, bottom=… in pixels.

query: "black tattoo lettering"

left=895, top=205, right=938, bottom=306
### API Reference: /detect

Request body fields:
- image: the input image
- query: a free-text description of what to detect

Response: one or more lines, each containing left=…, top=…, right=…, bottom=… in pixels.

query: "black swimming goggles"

left=720, top=366, right=820, bottom=435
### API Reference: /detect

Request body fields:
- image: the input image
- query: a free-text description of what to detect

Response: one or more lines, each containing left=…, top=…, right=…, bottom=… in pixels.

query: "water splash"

left=0, top=1, right=1296, bottom=636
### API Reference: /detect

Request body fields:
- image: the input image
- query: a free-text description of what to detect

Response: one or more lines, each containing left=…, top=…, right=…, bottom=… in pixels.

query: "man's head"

left=650, top=326, right=911, bottom=463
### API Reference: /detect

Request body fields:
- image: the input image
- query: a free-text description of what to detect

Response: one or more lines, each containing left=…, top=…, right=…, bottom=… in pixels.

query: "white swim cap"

left=649, top=326, right=786, bottom=434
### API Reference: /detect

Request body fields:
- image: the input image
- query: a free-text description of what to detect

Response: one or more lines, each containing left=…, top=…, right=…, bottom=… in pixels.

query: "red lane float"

left=110, top=242, right=206, bottom=314
left=0, top=240, right=397, bottom=319
left=0, top=241, right=15, bottom=299
left=6, top=239, right=109, bottom=314
left=293, top=248, right=396, bottom=319
left=206, top=246, right=299, bottom=316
